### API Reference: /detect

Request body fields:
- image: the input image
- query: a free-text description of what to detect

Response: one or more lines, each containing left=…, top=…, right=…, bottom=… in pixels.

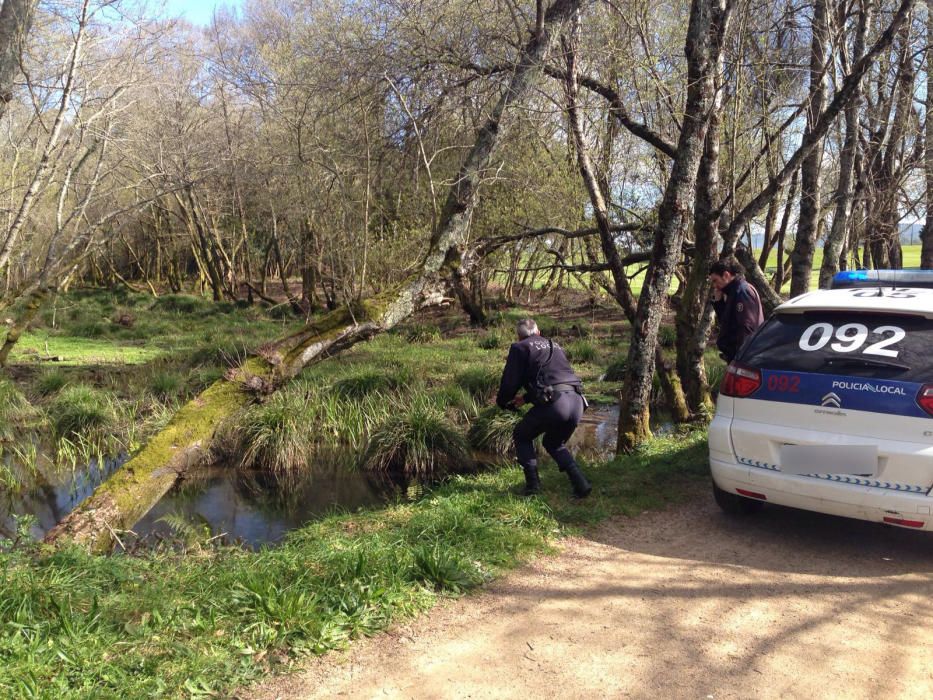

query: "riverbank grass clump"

left=47, top=384, right=116, bottom=439
left=467, top=406, right=522, bottom=455
left=454, top=366, right=500, bottom=401
left=363, top=401, right=471, bottom=476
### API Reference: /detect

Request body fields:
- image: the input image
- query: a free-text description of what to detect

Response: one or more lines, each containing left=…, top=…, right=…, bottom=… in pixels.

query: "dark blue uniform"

left=496, top=336, right=591, bottom=497
left=712, top=275, right=764, bottom=362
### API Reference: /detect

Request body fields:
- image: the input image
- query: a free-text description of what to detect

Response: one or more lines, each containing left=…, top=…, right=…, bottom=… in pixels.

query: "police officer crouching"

left=496, top=318, right=592, bottom=498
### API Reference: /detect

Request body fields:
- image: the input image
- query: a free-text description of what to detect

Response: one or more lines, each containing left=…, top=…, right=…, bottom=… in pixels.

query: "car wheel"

left=712, top=481, right=764, bottom=515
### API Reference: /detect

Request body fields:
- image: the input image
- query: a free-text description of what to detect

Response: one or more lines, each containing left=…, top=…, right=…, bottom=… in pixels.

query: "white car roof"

left=776, top=287, right=933, bottom=319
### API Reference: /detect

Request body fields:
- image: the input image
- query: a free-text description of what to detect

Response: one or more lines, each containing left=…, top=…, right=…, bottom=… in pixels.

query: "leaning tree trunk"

left=618, top=0, right=731, bottom=452
left=789, top=0, right=829, bottom=298
left=44, top=0, right=583, bottom=553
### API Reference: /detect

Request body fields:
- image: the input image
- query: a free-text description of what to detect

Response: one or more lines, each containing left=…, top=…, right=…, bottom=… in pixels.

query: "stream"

left=2, top=405, right=672, bottom=549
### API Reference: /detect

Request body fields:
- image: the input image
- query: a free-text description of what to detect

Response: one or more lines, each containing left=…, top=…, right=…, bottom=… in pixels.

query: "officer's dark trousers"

left=513, top=391, right=584, bottom=472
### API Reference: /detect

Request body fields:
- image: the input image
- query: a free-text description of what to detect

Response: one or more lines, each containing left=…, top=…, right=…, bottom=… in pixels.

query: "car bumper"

left=710, top=455, right=933, bottom=531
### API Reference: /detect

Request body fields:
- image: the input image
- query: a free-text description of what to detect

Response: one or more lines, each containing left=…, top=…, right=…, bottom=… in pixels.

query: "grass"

left=8, top=288, right=297, bottom=368
left=0, top=428, right=707, bottom=698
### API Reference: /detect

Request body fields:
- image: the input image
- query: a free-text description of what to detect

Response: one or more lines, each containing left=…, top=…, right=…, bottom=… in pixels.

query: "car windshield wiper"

left=820, top=356, right=911, bottom=371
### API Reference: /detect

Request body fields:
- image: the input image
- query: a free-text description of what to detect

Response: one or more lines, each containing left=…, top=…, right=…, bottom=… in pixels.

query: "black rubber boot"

left=566, top=464, right=592, bottom=499
left=522, top=465, right=541, bottom=496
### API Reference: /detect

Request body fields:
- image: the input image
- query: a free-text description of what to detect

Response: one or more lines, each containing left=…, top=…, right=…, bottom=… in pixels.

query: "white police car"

left=709, top=270, right=933, bottom=530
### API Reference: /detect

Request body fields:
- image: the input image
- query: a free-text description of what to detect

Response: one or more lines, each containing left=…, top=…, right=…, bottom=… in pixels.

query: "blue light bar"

left=831, top=269, right=933, bottom=289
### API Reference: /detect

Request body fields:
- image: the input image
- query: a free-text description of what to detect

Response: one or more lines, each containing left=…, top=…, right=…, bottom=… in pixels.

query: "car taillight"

left=720, top=362, right=761, bottom=398
left=917, top=384, right=933, bottom=417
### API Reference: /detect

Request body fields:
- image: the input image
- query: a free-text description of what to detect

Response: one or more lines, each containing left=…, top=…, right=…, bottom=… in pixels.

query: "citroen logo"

left=821, top=392, right=842, bottom=408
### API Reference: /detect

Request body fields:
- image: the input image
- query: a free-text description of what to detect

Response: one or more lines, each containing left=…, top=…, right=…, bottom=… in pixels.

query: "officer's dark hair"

left=516, top=318, right=539, bottom=339
left=709, top=260, right=741, bottom=277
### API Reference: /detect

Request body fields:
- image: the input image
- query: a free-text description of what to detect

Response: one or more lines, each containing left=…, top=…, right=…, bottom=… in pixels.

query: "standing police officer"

left=708, top=261, right=765, bottom=362
left=496, top=318, right=592, bottom=498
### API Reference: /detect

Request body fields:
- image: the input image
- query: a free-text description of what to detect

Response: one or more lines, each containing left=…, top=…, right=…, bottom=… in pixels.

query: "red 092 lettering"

left=766, top=374, right=800, bottom=393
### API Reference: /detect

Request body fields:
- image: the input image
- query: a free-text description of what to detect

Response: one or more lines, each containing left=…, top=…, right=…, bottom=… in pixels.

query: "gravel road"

left=247, top=482, right=933, bottom=699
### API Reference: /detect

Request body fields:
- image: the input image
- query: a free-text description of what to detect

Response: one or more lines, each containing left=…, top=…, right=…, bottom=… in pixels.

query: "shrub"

left=48, top=384, right=115, bottom=438
left=603, top=355, right=627, bottom=381
left=34, top=370, right=67, bottom=397
left=454, top=367, right=500, bottom=401
left=535, top=316, right=560, bottom=338
left=565, top=340, right=598, bottom=364
left=467, top=406, right=521, bottom=455
left=70, top=320, right=108, bottom=338
left=706, top=359, right=727, bottom=395
left=363, top=402, right=471, bottom=476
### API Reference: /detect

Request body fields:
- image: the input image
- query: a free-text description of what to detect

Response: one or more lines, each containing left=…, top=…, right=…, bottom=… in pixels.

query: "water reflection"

left=129, top=454, right=412, bottom=549
left=0, top=444, right=126, bottom=539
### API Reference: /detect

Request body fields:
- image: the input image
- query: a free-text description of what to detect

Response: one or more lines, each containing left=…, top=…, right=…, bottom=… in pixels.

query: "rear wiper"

left=820, top=357, right=910, bottom=371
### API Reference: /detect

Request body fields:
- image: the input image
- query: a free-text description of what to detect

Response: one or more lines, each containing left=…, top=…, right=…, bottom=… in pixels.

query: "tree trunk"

left=675, top=54, right=726, bottom=417
left=0, top=0, right=36, bottom=121
left=44, top=0, right=583, bottom=552
left=924, top=0, right=933, bottom=268
left=789, top=0, right=829, bottom=297
left=563, top=22, right=689, bottom=422
left=820, top=1, right=869, bottom=288
left=618, top=0, right=731, bottom=452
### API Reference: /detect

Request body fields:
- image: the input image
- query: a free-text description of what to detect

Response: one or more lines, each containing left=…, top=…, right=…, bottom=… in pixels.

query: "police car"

left=709, top=270, right=933, bottom=530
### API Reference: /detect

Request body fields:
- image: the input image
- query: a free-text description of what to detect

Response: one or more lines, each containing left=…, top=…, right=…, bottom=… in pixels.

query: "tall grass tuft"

left=34, top=370, right=67, bottom=397
left=565, top=339, right=598, bottom=364
left=0, top=380, right=37, bottom=439
left=330, top=370, right=409, bottom=400
left=603, top=355, right=627, bottom=381
left=235, top=391, right=315, bottom=472
left=467, top=406, right=521, bottom=455
left=454, top=367, right=500, bottom=401
left=478, top=330, right=505, bottom=350
left=404, top=323, right=442, bottom=343
left=658, top=324, right=678, bottom=348
left=148, top=370, right=185, bottom=400
left=363, top=401, right=471, bottom=476
left=47, top=384, right=116, bottom=439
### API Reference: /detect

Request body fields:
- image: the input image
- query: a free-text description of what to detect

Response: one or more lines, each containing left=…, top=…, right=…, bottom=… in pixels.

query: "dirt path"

left=246, top=483, right=933, bottom=699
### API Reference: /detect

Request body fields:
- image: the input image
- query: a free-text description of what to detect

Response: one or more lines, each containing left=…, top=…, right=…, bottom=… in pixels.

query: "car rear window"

left=740, top=311, right=933, bottom=382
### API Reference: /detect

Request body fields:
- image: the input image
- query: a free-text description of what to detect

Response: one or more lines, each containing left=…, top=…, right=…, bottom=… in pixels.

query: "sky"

left=161, top=0, right=244, bottom=25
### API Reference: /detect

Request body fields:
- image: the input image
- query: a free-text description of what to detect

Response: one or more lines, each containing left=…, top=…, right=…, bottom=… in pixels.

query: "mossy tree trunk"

left=45, top=0, right=582, bottom=553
